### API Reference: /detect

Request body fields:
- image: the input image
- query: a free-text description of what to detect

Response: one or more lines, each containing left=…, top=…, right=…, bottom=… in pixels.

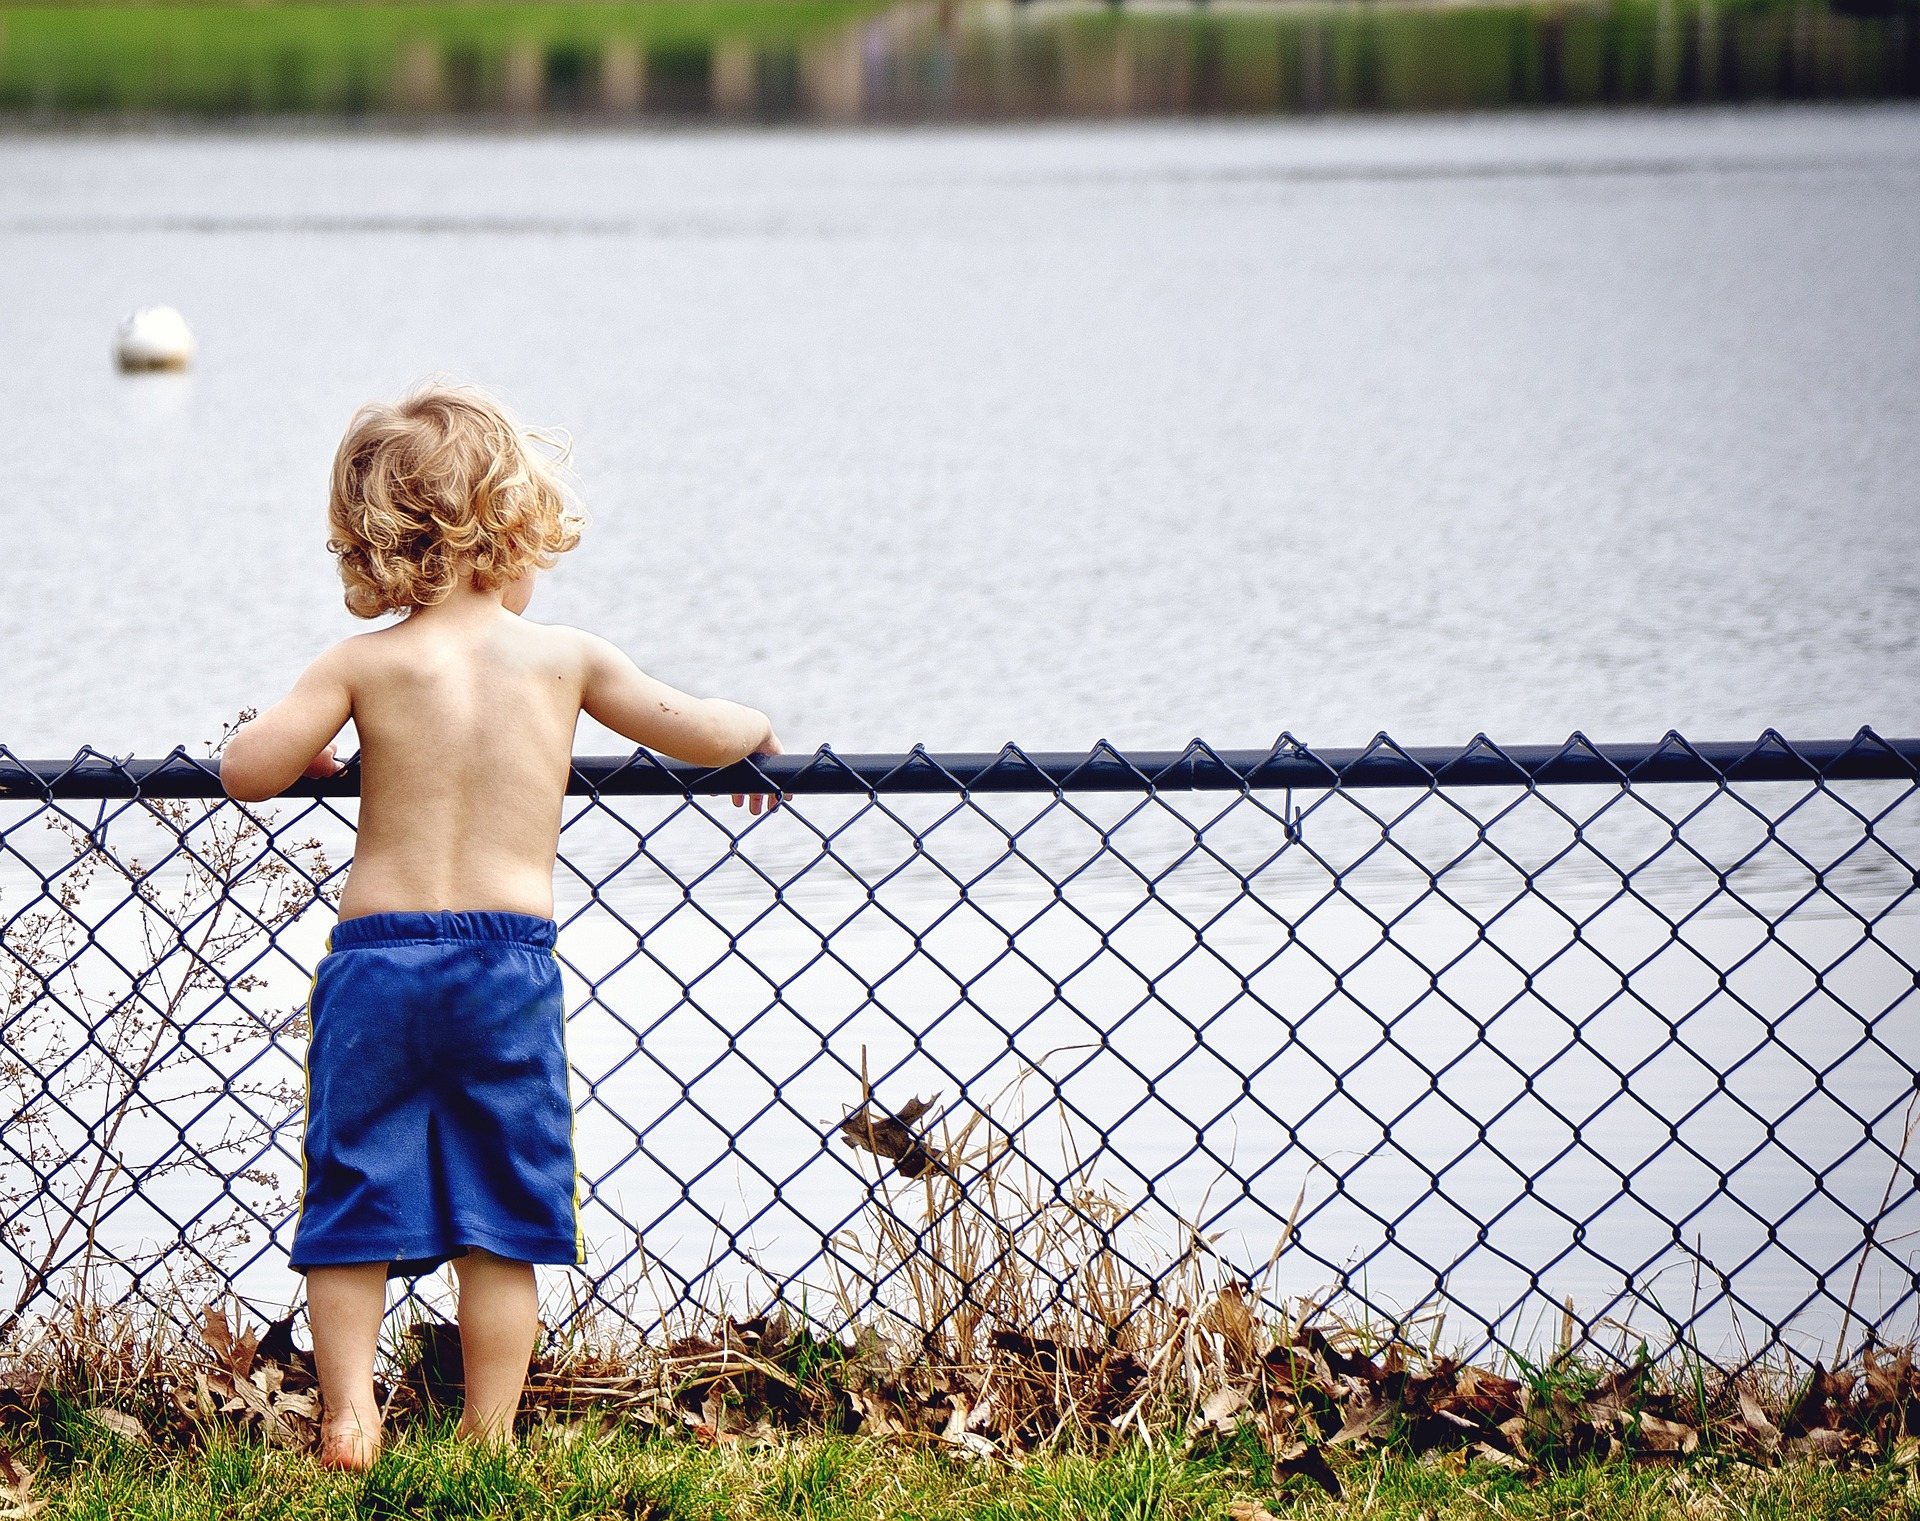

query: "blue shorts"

left=289, top=911, right=582, bottom=1277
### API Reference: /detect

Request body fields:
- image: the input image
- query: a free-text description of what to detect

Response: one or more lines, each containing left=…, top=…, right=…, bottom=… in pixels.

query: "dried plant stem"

left=1834, top=1087, right=1920, bottom=1366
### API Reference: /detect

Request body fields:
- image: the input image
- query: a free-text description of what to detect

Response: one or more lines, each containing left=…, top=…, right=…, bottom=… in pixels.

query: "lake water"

left=1, top=104, right=1917, bottom=762
left=1, top=104, right=1917, bottom=1355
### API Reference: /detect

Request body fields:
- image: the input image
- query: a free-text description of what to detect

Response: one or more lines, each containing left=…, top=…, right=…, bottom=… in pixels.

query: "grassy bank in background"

left=14, top=1419, right=1919, bottom=1521
left=0, top=1, right=885, bottom=118
left=0, top=0, right=1912, bottom=122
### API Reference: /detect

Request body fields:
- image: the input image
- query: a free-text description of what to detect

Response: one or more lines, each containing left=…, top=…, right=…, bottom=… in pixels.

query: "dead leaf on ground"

left=200, top=1306, right=258, bottom=1381
left=1453, top=1367, right=1523, bottom=1422
left=1581, top=1365, right=1644, bottom=1429
left=941, top=1430, right=1004, bottom=1463
left=1269, top=1440, right=1342, bottom=1499
left=1785, top=1428, right=1852, bottom=1460
left=1783, top=1362, right=1841, bottom=1436
left=254, top=1314, right=303, bottom=1368
left=1737, top=1388, right=1781, bottom=1453
left=1228, top=1501, right=1280, bottom=1521
left=0, top=1481, right=39, bottom=1519
left=1329, top=1396, right=1395, bottom=1448
left=1190, top=1385, right=1249, bottom=1441
left=846, top=1388, right=910, bottom=1437
left=0, top=1441, right=40, bottom=1521
left=1634, top=1412, right=1700, bottom=1455
left=85, top=1409, right=149, bottom=1446
left=1496, top=1415, right=1533, bottom=1461
left=274, top=1390, right=320, bottom=1421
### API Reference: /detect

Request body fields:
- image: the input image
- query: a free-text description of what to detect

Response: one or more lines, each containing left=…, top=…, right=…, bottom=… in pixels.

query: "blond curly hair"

left=326, top=385, right=585, bottom=619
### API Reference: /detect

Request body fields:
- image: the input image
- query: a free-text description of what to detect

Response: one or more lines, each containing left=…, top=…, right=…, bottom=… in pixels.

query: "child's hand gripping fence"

left=0, top=732, right=1915, bottom=1370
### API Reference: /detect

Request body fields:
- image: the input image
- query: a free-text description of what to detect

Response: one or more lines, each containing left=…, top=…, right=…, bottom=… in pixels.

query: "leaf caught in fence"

left=838, top=1098, right=946, bottom=1178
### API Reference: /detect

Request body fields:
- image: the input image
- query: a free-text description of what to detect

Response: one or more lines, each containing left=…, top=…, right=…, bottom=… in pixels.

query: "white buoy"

left=114, top=307, right=194, bottom=372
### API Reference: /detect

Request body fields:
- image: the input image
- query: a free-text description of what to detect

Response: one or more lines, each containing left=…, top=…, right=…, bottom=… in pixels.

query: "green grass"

left=15, top=1414, right=1920, bottom=1521
left=0, top=0, right=887, bottom=116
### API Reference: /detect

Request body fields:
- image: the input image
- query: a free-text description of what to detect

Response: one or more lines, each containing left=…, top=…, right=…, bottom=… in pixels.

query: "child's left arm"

left=222, top=646, right=353, bottom=802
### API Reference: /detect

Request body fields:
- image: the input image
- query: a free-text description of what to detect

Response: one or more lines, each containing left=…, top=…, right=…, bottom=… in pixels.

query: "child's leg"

left=450, top=1248, right=538, bottom=1442
left=307, top=1263, right=387, bottom=1468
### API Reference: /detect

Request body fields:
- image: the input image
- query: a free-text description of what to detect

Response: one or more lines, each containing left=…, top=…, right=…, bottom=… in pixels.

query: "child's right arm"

left=578, top=633, right=780, bottom=772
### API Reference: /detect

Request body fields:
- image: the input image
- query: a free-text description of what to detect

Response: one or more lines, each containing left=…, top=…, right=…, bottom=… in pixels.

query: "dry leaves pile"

left=492, top=1290, right=1920, bottom=1499
left=0, top=1293, right=1914, bottom=1497
left=171, top=1307, right=321, bottom=1447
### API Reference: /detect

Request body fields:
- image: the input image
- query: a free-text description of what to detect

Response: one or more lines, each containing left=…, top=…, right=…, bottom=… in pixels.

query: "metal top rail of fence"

left=1, top=730, right=1916, bottom=1368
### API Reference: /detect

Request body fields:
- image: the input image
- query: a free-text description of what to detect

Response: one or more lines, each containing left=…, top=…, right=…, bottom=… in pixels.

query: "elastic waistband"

left=330, top=911, right=558, bottom=952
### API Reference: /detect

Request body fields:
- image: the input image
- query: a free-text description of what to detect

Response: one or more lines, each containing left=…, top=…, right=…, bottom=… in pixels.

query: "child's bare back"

left=228, top=582, right=776, bottom=920
left=324, top=605, right=584, bottom=920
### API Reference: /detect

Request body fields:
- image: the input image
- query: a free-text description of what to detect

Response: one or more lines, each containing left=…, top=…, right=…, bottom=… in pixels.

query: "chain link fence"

left=1, top=732, right=1916, bottom=1366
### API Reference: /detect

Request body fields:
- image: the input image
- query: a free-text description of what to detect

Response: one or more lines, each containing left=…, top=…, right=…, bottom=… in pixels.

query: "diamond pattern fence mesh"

left=1, top=732, right=1916, bottom=1370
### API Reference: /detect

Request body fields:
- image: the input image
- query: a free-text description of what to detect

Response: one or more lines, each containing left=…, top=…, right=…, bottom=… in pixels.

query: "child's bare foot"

left=317, top=1417, right=381, bottom=1471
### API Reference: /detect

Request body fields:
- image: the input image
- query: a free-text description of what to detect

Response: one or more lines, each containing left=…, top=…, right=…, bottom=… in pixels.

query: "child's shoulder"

left=507, top=617, right=603, bottom=663
left=513, top=619, right=623, bottom=671
left=530, top=622, right=633, bottom=664
left=311, top=624, right=407, bottom=673
left=311, top=617, right=603, bottom=688
left=295, top=624, right=435, bottom=693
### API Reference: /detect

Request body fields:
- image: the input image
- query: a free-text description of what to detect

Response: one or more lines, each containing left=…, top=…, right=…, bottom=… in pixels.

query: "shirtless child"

left=222, top=385, right=782, bottom=1469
